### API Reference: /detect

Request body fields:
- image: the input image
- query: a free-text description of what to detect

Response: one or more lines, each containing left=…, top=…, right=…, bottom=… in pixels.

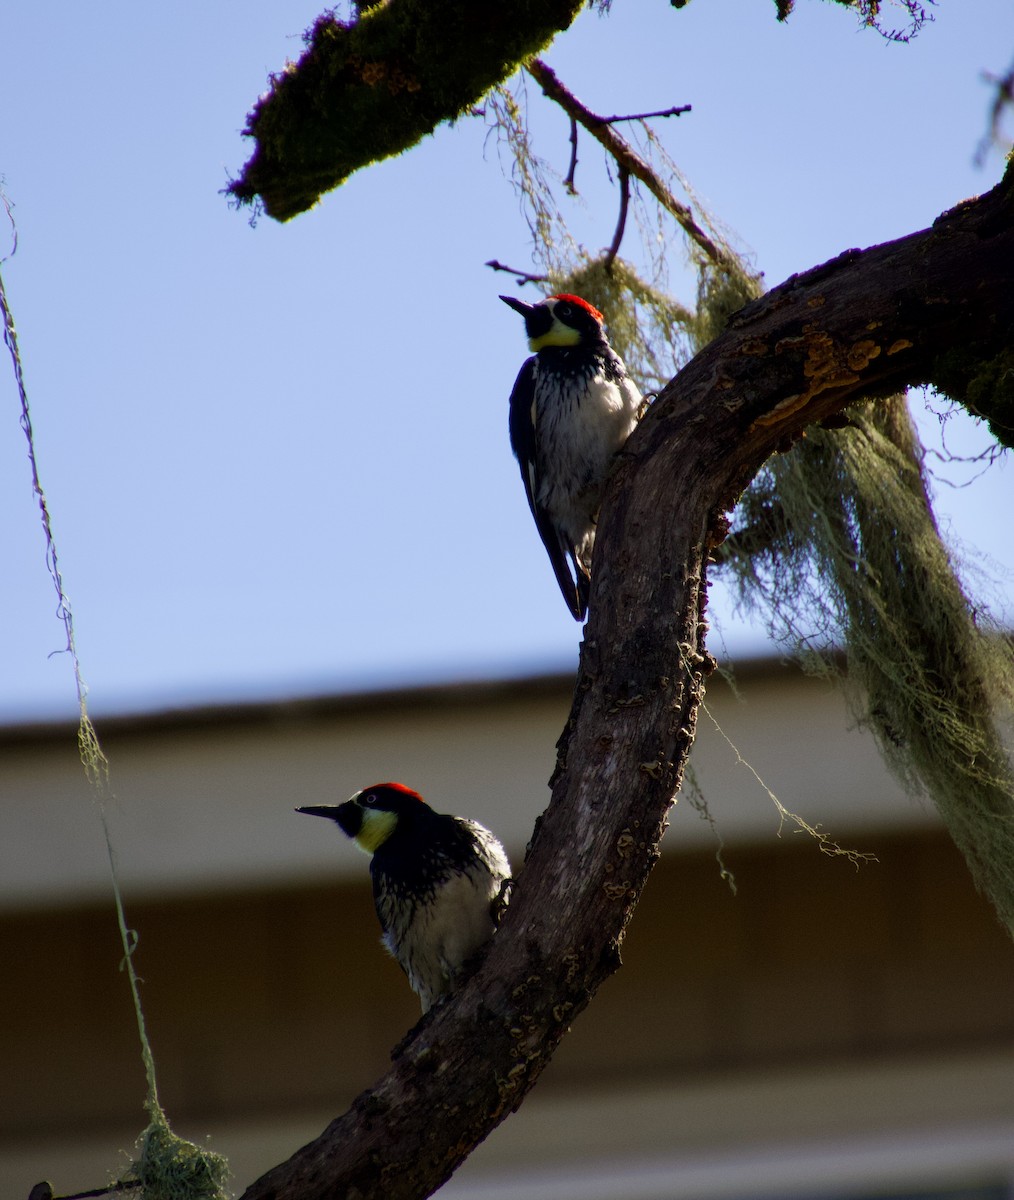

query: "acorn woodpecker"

left=501, top=292, right=643, bottom=620
left=297, top=783, right=511, bottom=1012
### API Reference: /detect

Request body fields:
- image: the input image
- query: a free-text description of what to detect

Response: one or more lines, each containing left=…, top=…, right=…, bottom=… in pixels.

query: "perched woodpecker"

left=501, top=293, right=643, bottom=620
left=297, top=783, right=511, bottom=1012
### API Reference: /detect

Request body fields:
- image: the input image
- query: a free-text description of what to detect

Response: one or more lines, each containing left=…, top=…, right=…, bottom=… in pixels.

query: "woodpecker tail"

left=575, top=565, right=591, bottom=622
left=537, top=513, right=586, bottom=621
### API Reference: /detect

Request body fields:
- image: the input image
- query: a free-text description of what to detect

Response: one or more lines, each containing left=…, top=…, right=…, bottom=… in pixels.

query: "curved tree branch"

left=240, top=172, right=1014, bottom=1200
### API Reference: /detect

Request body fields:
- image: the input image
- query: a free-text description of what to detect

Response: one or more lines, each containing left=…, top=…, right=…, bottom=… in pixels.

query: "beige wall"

left=2, top=664, right=1012, bottom=1199
left=1, top=664, right=936, bottom=908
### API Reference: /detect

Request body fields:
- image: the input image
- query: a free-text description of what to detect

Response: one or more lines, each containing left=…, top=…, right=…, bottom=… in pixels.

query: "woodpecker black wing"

left=507, top=358, right=539, bottom=523
left=507, top=357, right=584, bottom=620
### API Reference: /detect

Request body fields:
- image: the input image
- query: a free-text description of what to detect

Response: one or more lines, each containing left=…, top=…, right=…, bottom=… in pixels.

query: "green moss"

left=931, top=345, right=1014, bottom=450
left=230, top=0, right=584, bottom=220
left=543, top=254, right=760, bottom=397
left=129, top=1118, right=230, bottom=1200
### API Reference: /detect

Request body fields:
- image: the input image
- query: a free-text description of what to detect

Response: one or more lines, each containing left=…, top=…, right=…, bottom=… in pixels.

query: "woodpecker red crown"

left=372, top=782, right=424, bottom=802
left=549, top=293, right=604, bottom=324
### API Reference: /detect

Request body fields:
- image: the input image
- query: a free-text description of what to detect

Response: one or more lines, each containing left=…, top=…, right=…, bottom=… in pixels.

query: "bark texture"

left=240, top=172, right=1014, bottom=1200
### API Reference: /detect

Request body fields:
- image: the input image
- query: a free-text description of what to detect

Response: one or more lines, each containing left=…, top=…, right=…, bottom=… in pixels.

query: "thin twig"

left=596, top=104, right=692, bottom=124
left=29, top=1182, right=140, bottom=1200
left=526, top=58, right=737, bottom=273
left=1, top=195, right=17, bottom=263
left=564, top=115, right=579, bottom=193
left=484, top=259, right=550, bottom=286
left=974, top=62, right=1014, bottom=167
left=604, top=165, right=630, bottom=270
left=58, top=1185, right=141, bottom=1200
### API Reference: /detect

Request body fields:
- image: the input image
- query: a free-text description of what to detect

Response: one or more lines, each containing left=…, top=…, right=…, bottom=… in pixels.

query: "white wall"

left=0, top=664, right=938, bottom=908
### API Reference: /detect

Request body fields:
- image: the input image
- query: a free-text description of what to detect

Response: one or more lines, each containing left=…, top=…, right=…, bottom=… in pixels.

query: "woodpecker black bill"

left=297, top=782, right=511, bottom=1012
left=501, top=292, right=643, bottom=620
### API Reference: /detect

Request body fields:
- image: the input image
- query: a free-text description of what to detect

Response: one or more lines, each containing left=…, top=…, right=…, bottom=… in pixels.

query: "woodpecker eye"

left=555, top=301, right=573, bottom=319
left=362, top=792, right=378, bottom=807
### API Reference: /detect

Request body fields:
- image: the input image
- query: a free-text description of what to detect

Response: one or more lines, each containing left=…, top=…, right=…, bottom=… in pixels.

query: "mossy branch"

left=228, top=0, right=583, bottom=221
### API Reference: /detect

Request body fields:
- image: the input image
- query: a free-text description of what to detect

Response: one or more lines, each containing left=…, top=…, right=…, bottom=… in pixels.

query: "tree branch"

left=564, top=115, right=579, bottom=193
left=596, top=104, right=692, bottom=124
left=975, top=58, right=1014, bottom=167
left=525, top=58, right=738, bottom=273
left=484, top=259, right=550, bottom=287
left=228, top=0, right=584, bottom=221
left=603, top=165, right=630, bottom=269
left=240, top=172, right=1014, bottom=1200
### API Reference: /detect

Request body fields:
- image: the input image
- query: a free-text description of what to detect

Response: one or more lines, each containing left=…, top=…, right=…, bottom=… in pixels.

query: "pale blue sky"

left=1, top=0, right=1011, bottom=722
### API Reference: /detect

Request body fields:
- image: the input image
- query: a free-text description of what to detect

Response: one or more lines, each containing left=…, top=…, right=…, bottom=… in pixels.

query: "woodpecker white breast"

left=501, top=293, right=643, bottom=620
left=297, top=783, right=511, bottom=1012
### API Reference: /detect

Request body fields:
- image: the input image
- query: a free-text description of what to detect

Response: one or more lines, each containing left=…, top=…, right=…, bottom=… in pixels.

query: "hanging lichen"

left=128, top=1116, right=230, bottom=1200
left=721, top=398, right=1014, bottom=931
left=2, top=198, right=231, bottom=1200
